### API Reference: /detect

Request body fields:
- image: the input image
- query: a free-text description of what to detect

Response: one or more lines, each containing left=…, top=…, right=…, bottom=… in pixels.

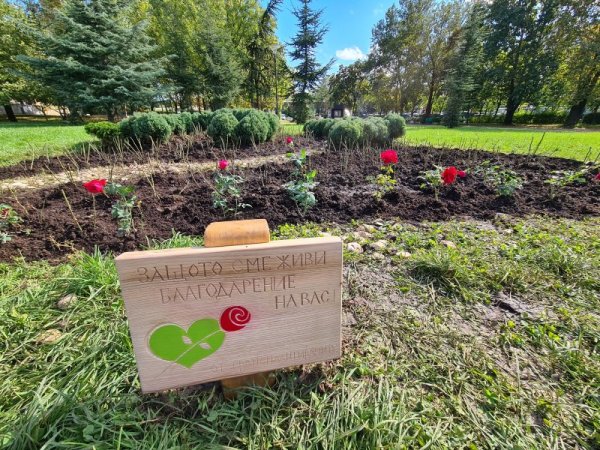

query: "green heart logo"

left=148, top=318, right=226, bottom=368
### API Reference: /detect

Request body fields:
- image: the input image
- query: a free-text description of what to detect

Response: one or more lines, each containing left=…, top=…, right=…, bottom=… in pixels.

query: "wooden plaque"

left=115, top=237, right=343, bottom=393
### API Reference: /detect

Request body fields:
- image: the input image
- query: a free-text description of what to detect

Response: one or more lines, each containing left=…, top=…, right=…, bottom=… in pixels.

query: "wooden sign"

left=115, top=236, right=343, bottom=393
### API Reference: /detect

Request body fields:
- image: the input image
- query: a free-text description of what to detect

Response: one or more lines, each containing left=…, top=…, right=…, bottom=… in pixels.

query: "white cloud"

left=335, top=46, right=367, bottom=61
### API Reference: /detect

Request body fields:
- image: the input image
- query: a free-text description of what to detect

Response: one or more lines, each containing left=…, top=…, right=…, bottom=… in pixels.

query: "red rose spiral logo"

left=220, top=306, right=251, bottom=332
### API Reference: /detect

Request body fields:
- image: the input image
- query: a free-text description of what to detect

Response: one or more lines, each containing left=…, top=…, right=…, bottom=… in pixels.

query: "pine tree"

left=20, top=0, right=164, bottom=120
left=201, top=21, right=244, bottom=110
left=443, top=4, right=485, bottom=128
left=289, top=0, right=332, bottom=123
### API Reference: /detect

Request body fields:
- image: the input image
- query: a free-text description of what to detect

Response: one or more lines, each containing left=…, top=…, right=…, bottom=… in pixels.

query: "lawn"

left=1, top=218, right=598, bottom=449
left=402, top=125, right=600, bottom=161
left=1, top=119, right=598, bottom=448
left=1, top=121, right=598, bottom=169
left=0, top=120, right=96, bottom=167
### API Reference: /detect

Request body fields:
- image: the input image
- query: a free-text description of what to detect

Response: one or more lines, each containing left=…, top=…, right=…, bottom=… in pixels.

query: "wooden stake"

left=203, top=219, right=275, bottom=398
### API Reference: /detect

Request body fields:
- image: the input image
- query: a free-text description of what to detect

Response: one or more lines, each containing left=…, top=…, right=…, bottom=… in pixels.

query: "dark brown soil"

left=0, top=134, right=323, bottom=181
left=1, top=144, right=598, bottom=262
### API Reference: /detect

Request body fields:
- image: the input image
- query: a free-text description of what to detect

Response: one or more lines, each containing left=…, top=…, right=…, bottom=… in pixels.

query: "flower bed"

left=0, top=135, right=324, bottom=182
left=1, top=143, right=598, bottom=262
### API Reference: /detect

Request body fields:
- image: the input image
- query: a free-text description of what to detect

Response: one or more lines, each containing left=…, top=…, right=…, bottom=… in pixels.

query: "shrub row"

left=469, top=111, right=569, bottom=125
left=582, top=112, right=600, bottom=125
left=84, top=109, right=279, bottom=147
left=206, top=109, right=279, bottom=147
left=304, top=114, right=406, bottom=148
left=83, top=121, right=121, bottom=144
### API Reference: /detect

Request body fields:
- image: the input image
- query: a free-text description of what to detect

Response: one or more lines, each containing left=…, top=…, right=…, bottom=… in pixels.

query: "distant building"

left=330, top=104, right=352, bottom=119
left=1, top=102, right=63, bottom=117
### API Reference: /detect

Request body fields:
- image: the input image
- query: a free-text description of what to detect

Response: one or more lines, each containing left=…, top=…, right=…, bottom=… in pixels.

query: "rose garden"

left=1, top=109, right=599, bottom=449
left=2, top=0, right=600, bottom=448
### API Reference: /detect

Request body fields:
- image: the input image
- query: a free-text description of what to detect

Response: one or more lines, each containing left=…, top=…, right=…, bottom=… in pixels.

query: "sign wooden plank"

left=115, top=237, right=343, bottom=393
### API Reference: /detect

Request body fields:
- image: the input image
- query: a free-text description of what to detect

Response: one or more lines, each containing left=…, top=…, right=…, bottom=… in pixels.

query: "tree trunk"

left=3, top=104, right=17, bottom=122
left=563, top=99, right=586, bottom=129
left=563, top=71, right=599, bottom=128
left=107, top=108, right=115, bottom=122
left=504, top=102, right=519, bottom=125
left=424, top=82, right=435, bottom=117
left=504, top=86, right=520, bottom=126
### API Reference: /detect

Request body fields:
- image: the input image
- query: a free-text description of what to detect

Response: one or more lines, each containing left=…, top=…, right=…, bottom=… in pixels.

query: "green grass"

left=2, top=121, right=597, bottom=168
left=0, top=121, right=96, bottom=167
left=1, top=217, right=598, bottom=449
left=280, top=122, right=304, bottom=136
left=401, top=125, right=600, bottom=161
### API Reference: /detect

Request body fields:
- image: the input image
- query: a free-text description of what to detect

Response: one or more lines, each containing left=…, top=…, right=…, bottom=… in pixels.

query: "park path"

left=0, top=151, right=300, bottom=192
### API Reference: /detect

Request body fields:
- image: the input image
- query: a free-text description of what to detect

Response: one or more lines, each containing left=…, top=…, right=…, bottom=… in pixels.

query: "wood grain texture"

left=115, top=237, right=343, bottom=393
left=204, top=219, right=270, bottom=248
left=204, top=219, right=274, bottom=397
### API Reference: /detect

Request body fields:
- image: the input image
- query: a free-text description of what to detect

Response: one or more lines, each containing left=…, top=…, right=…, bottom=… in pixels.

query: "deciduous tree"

left=444, top=3, right=485, bottom=127
left=484, top=0, right=562, bottom=125
left=329, top=61, right=369, bottom=114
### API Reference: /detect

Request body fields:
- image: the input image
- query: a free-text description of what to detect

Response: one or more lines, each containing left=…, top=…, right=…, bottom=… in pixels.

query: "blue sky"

left=263, top=0, right=395, bottom=71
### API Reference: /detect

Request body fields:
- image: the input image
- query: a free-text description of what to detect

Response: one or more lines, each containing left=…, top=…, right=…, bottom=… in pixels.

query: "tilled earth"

left=1, top=143, right=598, bottom=261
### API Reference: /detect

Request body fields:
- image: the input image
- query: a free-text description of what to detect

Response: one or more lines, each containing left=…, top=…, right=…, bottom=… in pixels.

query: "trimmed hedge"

left=204, top=108, right=278, bottom=147
left=362, top=117, right=389, bottom=146
left=265, top=112, right=280, bottom=140
left=470, top=111, right=569, bottom=125
left=304, top=114, right=406, bottom=148
left=304, top=118, right=334, bottom=139
left=179, top=112, right=195, bottom=134
left=303, top=120, right=318, bottom=136
left=112, top=109, right=278, bottom=148
left=329, top=119, right=363, bottom=148
left=164, top=114, right=186, bottom=135
left=322, top=118, right=336, bottom=137
left=207, top=110, right=239, bottom=147
left=385, top=113, right=407, bottom=139
left=191, top=111, right=214, bottom=130
left=119, top=112, right=172, bottom=144
left=231, top=108, right=252, bottom=121
left=235, top=110, right=270, bottom=145
left=84, top=121, right=121, bottom=143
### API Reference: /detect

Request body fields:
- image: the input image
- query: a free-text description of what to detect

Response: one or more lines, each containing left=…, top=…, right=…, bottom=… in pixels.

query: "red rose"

left=380, top=149, right=398, bottom=165
left=441, top=167, right=458, bottom=185
left=595, top=173, right=600, bottom=181
left=218, top=160, right=228, bottom=170
left=458, top=170, right=467, bottom=178
left=83, top=179, right=107, bottom=194
left=286, top=136, right=294, bottom=145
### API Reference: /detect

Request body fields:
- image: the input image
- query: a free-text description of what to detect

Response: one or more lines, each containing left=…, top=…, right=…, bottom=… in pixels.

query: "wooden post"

left=204, top=219, right=275, bottom=398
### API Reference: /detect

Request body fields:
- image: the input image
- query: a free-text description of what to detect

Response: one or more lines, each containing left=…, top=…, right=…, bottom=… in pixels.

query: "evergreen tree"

left=200, top=21, right=244, bottom=110
left=246, top=0, right=283, bottom=110
left=20, top=0, right=164, bottom=120
left=289, top=0, right=333, bottom=123
left=444, top=3, right=485, bottom=128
